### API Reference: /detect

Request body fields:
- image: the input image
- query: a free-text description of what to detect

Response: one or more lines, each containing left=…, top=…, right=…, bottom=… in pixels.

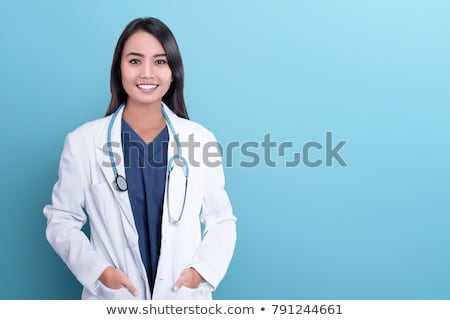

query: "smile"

left=137, top=84, right=158, bottom=89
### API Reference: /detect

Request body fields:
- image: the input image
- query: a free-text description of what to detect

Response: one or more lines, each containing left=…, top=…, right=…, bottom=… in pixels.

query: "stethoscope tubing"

left=107, top=103, right=189, bottom=224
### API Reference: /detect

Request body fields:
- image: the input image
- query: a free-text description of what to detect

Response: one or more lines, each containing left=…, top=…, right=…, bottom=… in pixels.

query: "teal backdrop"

left=1, top=0, right=449, bottom=299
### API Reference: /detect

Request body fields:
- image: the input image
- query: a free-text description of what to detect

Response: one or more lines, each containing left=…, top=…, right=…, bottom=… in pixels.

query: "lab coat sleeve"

left=43, top=131, right=110, bottom=295
left=190, top=131, right=237, bottom=290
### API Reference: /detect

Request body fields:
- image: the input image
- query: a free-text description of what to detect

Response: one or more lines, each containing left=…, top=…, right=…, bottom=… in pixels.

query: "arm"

left=188, top=132, right=237, bottom=290
left=43, top=131, right=111, bottom=295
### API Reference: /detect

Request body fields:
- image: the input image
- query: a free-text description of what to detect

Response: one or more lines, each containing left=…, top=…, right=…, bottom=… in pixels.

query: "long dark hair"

left=105, top=17, right=189, bottom=119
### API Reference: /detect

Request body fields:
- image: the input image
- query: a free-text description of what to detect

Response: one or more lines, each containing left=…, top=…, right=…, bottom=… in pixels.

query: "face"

left=120, top=30, right=172, bottom=108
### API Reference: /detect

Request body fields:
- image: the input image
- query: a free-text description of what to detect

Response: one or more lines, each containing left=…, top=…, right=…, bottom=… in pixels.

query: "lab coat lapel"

left=96, top=106, right=136, bottom=231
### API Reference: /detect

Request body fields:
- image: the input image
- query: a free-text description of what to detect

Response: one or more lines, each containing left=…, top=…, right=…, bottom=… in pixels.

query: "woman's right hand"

left=99, top=266, right=138, bottom=296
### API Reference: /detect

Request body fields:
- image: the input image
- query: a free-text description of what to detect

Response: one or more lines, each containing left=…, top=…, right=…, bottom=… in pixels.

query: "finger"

left=121, top=277, right=139, bottom=297
left=173, top=270, right=189, bottom=292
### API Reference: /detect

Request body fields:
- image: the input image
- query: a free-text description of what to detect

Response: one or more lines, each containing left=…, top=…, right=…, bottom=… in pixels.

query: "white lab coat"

left=43, top=104, right=237, bottom=300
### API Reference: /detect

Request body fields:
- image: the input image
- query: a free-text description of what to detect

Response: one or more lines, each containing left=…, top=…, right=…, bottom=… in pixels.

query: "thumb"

left=122, top=277, right=139, bottom=297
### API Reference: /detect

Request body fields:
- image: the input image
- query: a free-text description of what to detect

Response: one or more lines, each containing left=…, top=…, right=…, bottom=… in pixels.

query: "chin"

left=128, top=97, right=162, bottom=106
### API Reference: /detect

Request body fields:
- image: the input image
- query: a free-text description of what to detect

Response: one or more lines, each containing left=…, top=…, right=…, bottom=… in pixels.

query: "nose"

left=140, top=61, right=154, bottom=79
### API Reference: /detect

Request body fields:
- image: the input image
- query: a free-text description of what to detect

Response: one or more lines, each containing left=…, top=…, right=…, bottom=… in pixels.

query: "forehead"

left=122, top=30, right=165, bottom=55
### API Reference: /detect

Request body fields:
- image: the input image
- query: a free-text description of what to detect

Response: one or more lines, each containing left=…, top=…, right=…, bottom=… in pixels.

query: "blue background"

left=1, top=0, right=449, bottom=299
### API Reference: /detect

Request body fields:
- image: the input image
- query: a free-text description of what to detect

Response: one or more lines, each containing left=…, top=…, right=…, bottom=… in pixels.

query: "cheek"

left=120, top=63, right=133, bottom=80
left=120, top=70, right=135, bottom=89
left=163, top=69, right=173, bottom=85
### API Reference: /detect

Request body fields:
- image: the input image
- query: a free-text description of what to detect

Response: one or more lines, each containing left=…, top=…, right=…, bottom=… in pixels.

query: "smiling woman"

left=42, top=17, right=237, bottom=300
left=121, top=32, right=173, bottom=103
left=106, top=18, right=187, bottom=119
left=120, top=31, right=173, bottom=142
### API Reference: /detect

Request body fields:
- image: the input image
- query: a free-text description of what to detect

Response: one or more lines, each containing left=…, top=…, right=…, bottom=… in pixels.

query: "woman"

left=43, top=17, right=237, bottom=300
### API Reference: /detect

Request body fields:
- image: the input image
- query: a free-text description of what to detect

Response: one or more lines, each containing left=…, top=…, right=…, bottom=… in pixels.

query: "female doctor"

left=43, top=17, right=236, bottom=300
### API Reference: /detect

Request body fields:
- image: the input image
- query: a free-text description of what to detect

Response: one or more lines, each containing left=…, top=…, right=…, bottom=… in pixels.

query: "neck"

left=122, top=100, right=165, bottom=128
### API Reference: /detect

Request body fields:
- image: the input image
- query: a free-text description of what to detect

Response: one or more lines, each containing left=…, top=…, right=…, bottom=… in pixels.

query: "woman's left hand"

left=173, top=267, right=204, bottom=291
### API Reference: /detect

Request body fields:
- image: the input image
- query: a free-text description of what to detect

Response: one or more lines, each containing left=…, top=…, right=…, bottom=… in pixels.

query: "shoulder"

left=175, top=118, right=217, bottom=144
left=73, top=116, right=109, bottom=134
left=163, top=103, right=217, bottom=141
left=176, top=117, right=218, bottom=142
left=64, top=115, right=110, bottom=145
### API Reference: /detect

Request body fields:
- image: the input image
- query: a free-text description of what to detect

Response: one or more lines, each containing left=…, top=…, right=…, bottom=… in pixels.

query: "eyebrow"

left=125, top=52, right=167, bottom=58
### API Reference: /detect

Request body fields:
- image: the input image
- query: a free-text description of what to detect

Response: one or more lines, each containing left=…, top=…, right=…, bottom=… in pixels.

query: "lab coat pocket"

left=178, top=282, right=212, bottom=300
left=97, top=282, right=136, bottom=300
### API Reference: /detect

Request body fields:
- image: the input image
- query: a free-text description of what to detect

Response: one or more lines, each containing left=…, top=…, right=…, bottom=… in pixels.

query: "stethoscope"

left=107, top=103, right=189, bottom=225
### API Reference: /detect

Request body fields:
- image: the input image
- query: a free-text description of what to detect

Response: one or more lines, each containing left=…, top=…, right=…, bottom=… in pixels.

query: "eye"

left=129, top=58, right=141, bottom=64
left=155, top=59, right=167, bottom=65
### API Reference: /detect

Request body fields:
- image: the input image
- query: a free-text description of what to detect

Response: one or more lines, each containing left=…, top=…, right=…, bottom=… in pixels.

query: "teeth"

left=138, top=84, right=157, bottom=89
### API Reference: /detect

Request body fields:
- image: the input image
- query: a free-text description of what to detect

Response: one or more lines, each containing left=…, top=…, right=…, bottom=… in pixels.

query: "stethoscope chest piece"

left=114, top=174, right=128, bottom=192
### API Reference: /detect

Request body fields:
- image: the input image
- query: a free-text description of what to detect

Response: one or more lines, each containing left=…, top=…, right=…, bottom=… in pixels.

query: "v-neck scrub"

left=121, top=118, right=169, bottom=295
